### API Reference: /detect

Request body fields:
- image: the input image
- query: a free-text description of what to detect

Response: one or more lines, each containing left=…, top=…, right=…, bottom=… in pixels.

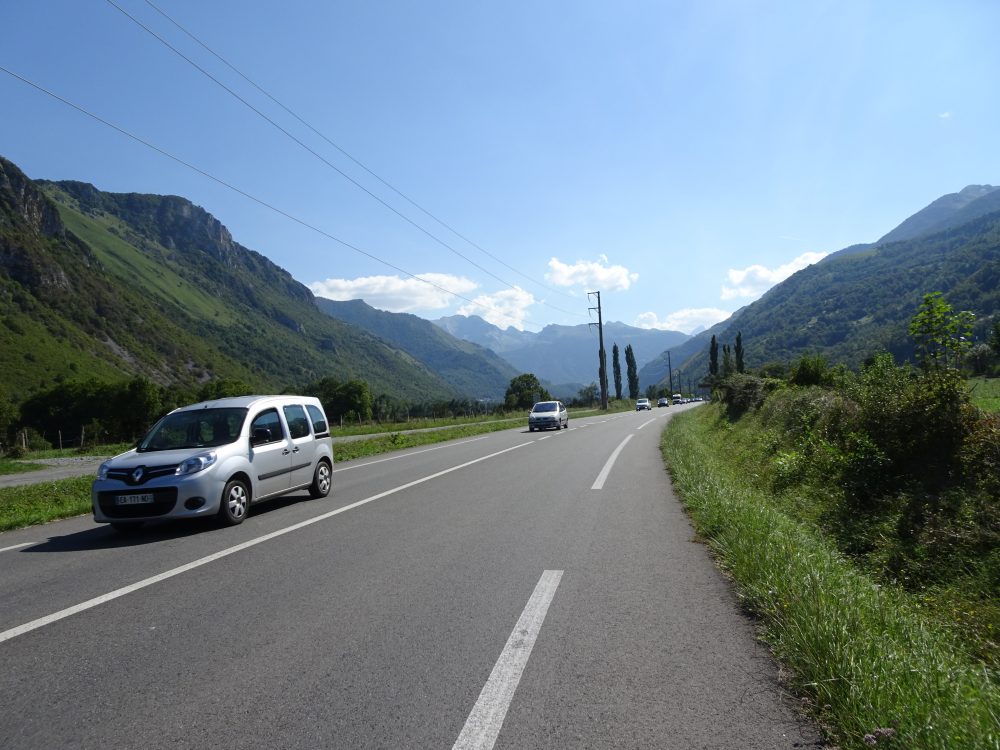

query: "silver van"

left=92, top=395, right=333, bottom=532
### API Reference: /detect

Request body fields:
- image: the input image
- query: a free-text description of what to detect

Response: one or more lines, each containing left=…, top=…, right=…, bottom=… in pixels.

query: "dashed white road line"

left=0, top=542, right=33, bottom=554
left=0, top=441, right=532, bottom=645
left=591, top=434, right=633, bottom=490
left=452, top=570, right=563, bottom=750
left=636, top=418, right=657, bottom=431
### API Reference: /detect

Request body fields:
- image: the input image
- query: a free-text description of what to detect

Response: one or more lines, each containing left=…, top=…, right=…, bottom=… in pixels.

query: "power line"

left=101, top=0, right=587, bottom=321
left=0, top=64, right=548, bottom=329
left=141, top=0, right=579, bottom=307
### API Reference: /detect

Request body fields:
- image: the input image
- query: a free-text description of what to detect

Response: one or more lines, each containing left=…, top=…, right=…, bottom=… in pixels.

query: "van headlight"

left=97, top=461, right=111, bottom=480
left=176, top=452, right=217, bottom=476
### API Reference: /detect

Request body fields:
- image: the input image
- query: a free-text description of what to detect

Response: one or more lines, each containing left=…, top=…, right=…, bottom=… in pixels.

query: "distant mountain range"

left=643, top=184, right=1000, bottom=387
left=314, top=298, right=519, bottom=399
left=434, top=315, right=690, bottom=392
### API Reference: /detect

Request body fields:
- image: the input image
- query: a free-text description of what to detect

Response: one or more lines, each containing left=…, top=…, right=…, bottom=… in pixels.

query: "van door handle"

left=282, top=449, right=290, bottom=455
left=292, top=447, right=300, bottom=453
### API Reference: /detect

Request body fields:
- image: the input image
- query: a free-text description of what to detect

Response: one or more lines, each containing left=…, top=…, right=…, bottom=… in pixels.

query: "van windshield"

left=532, top=402, right=558, bottom=412
left=137, top=408, right=249, bottom=452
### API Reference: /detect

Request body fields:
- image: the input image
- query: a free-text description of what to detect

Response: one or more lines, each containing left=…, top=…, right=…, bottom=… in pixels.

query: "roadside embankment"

left=663, top=405, right=998, bottom=750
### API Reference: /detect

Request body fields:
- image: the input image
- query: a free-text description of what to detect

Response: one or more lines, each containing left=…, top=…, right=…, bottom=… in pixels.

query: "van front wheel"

left=218, top=479, right=250, bottom=525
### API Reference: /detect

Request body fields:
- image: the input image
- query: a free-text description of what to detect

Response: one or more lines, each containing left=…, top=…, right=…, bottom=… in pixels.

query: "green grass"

left=969, top=377, right=1000, bottom=412
left=52, top=200, right=238, bottom=325
left=14, top=444, right=131, bottom=460
left=0, top=459, right=45, bottom=476
left=0, top=476, right=93, bottom=532
left=331, top=416, right=543, bottom=462
left=330, top=413, right=523, bottom=436
left=663, top=405, right=999, bottom=750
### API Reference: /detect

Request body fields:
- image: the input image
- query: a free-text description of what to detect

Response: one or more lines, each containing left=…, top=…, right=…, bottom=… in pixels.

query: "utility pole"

left=667, top=350, right=673, bottom=395
left=588, top=291, right=609, bottom=410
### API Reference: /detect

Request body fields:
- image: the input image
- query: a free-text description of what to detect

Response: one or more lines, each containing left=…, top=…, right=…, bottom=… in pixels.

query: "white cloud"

left=721, top=251, right=828, bottom=301
left=635, top=308, right=731, bottom=334
left=457, top=287, right=535, bottom=330
left=938, top=111, right=952, bottom=119
left=309, top=273, right=477, bottom=312
left=546, top=257, right=638, bottom=291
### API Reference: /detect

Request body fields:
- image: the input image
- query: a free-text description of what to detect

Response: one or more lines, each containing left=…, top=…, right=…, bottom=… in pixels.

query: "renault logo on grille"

left=131, top=467, right=145, bottom=483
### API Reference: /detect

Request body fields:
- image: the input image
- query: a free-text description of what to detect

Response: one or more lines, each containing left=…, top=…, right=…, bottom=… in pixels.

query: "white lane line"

left=0, top=441, right=532, bottom=645
left=537, top=435, right=550, bottom=441
left=0, top=542, right=33, bottom=554
left=332, top=435, right=493, bottom=473
left=591, top=434, right=633, bottom=490
left=452, top=570, right=563, bottom=750
left=636, top=418, right=657, bottom=431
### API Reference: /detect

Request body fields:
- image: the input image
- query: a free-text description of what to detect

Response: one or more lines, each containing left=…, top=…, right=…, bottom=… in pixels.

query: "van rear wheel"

left=309, top=461, right=332, bottom=499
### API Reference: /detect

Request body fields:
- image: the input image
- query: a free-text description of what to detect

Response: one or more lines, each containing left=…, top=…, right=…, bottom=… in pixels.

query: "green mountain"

left=315, top=298, right=520, bottom=399
left=0, top=155, right=458, bottom=404
left=877, top=185, right=999, bottom=245
left=661, top=192, right=1000, bottom=383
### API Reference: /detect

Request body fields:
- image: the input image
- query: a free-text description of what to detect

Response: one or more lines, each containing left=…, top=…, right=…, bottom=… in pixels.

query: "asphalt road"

left=0, top=405, right=823, bottom=749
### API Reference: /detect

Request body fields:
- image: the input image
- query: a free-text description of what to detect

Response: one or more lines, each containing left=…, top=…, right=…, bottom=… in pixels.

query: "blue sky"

left=3, top=1, right=998, bottom=333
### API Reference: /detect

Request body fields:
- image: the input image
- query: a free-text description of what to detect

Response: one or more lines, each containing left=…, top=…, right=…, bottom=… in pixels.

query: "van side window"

left=283, top=404, right=311, bottom=440
left=306, top=404, right=329, bottom=436
left=250, top=409, right=284, bottom=445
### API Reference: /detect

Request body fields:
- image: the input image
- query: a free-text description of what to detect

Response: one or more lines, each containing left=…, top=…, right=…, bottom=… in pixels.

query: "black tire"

left=309, top=460, right=332, bottom=499
left=218, top=478, right=250, bottom=526
left=110, top=521, right=144, bottom=534
left=529, top=426, right=535, bottom=432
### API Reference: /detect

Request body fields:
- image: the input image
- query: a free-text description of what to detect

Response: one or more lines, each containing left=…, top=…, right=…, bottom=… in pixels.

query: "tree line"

left=0, top=375, right=509, bottom=456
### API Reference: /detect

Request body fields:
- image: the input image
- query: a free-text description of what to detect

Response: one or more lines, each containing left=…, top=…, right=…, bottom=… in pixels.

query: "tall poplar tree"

left=722, top=344, right=734, bottom=377
left=612, top=343, right=623, bottom=400
left=735, top=331, right=745, bottom=374
left=625, top=344, right=639, bottom=399
left=709, top=335, right=719, bottom=377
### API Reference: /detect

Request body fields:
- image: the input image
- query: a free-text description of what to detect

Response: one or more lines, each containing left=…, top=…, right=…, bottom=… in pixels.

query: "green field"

left=969, top=377, right=1000, bottom=412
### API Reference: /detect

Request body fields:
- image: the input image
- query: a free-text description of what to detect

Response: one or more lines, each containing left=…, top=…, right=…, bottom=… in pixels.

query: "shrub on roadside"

left=714, top=373, right=781, bottom=418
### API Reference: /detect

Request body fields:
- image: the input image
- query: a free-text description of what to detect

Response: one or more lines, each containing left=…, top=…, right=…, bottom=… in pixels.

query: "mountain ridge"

left=0, top=155, right=460, bottom=404
left=657, top=193, right=1000, bottom=384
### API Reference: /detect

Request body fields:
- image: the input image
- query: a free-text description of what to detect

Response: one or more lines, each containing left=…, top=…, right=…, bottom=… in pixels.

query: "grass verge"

left=332, top=419, right=527, bottom=461
left=0, top=476, right=93, bottom=532
left=0, top=459, right=45, bottom=476
left=663, top=406, right=999, bottom=750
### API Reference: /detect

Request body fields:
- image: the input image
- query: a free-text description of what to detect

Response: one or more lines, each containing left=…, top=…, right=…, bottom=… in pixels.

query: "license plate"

left=116, top=493, right=154, bottom=505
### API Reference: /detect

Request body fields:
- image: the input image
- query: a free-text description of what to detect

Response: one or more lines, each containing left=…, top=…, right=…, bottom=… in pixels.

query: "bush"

left=849, top=358, right=972, bottom=497
left=787, top=353, right=844, bottom=387
left=4, top=444, right=26, bottom=459
left=714, top=373, right=780, bottom=418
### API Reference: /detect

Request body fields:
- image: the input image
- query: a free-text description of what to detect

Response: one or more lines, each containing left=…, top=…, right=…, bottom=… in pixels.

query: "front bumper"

left=92, top=473, right=225, bottom=523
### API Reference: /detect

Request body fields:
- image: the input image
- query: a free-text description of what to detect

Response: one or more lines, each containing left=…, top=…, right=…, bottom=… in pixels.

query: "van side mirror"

left=250, top=427, right=271, bottom=446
